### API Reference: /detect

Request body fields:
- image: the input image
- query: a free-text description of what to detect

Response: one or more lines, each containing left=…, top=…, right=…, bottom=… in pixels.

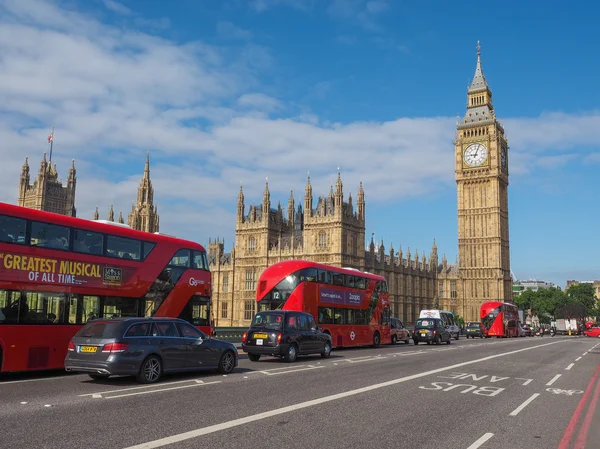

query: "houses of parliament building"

left=13, top=43, right=512, bottom=326
left=16, top=151, right=160, bottom=233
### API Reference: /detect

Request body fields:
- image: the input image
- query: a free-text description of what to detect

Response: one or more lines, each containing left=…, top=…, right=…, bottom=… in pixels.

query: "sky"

left=0, top=0, right=599, bottom=289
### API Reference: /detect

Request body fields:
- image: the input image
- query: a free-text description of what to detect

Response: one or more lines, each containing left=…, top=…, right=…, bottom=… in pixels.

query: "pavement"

left=1, top=335, right=599, bottom=449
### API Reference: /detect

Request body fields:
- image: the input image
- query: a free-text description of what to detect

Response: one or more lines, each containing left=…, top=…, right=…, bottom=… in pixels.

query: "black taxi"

left=242, top=310, right=332, bottom=363
left=412, top=317, right=451, bottom=345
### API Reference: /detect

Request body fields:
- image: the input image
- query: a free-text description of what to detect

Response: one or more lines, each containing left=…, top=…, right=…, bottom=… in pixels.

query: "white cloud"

left=1, top=0, right=600, bottom=250
left=249, top=0, right=316, bottom=12
left=102, top=0, right=132, bottom=15
left=216, top=21, right=254, bottom=40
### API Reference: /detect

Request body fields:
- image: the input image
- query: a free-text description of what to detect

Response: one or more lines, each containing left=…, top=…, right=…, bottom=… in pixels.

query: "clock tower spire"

left=455, top=42, right=512, bottom=322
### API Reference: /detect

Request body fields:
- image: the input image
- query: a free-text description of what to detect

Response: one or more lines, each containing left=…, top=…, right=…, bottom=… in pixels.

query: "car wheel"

left=391, top=335, right=397, bottom=345
left=218, top=351, right=236, bottom=374
left=436, top=335, right=442, bottom=345
left=373, top=332, right=381, bottom=348
left=284, top=344, right=298, bottom=363
left=447, top=337, right=451, bottom=345
left=137, top=355, right=162, bottom=384
left=321, top=341, right=332, bottom=358
left=248, top=353, right=260, bottom=362
left=454, top=333, right=459, bottom=340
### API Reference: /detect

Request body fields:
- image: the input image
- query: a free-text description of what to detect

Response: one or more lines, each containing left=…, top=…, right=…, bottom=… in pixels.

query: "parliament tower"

left=454, top=42, right=512, bottom=321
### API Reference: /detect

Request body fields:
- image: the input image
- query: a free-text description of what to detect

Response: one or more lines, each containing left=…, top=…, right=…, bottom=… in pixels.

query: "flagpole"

left=48, top=125, right=54, bottom=163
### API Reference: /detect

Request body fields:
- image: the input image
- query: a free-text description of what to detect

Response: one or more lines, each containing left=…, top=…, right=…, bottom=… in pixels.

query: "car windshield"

left=467, top=322, right=480, bottom=328
left=415, top=319, right=435, bottom=329
left=251, top=312, right=284, bottom=330
left=77, top=321, right=122, bottom=339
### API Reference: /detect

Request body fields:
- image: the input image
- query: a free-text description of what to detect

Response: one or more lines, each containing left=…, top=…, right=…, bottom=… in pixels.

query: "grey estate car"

left=65, top=317, right=238, bottom=383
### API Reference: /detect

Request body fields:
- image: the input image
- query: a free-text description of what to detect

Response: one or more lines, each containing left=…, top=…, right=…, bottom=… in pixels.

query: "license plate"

left=420, top=331, right=428, bottom=335
left=256, top=339, right=263, bottom=345
left=80, top=346, right=98, bottom=353
left=254, top=333, right=268, bottom=339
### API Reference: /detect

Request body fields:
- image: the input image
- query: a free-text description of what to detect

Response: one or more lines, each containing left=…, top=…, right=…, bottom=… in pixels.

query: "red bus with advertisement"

left=256, top=260, right=391, bottom=348
left=0, top=202, right=213, bottom=373
left=480, top=301, right=520, bottom=338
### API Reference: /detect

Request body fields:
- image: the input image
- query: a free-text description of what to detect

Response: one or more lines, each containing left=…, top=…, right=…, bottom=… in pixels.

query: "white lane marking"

left=44, top=404, right=52, bottom=408
left=260, top=366, right=324, bottom=375
left=509, top=393, right=540, bottom=416
left=247, top=365, right=310, bottom=374
left=122, top=340, right=566, bottom=449
left=79, top=378, right=207, bottom=397
left=20, top=402, right=27, bottom=405
left=466, top=432, right=494, bottom=449
left=566, top=363, right=575, bottom=371
left=576, top=357, right=582, bottom=361
left=105, top=381, right=221, bottom=399
left=0, top=375, right=84, bottom=386
left=546, top=374, right=562, bottom=386
left=344, top=356, right=386, bottom=363
left=583, top=352, right=588, bottom=356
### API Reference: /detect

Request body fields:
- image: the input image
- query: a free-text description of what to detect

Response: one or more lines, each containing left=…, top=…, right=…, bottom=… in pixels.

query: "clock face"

left=464, top=143, right=488, bottom=167
left=501, top=147, right=507, bottom=170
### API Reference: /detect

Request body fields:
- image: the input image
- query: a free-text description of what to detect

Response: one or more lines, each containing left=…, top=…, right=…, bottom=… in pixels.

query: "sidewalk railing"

left=213, top=327, right=247, bottom=343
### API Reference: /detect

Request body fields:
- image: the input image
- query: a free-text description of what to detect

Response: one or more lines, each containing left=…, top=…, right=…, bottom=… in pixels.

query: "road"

left=1, top=335, right=599, bottom=449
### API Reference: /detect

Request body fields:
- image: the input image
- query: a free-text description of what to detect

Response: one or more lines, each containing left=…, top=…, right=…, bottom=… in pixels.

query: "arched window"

left=248, top=236, right=256, bottom=252
left=319, top=231, right=327, bottom=249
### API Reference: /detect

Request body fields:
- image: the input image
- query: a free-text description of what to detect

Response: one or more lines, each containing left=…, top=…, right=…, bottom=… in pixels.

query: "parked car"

left=242, top=310, right=332, bottom=362
left=412, top=317, right=451, bottom=345
left=521, top=324, right=533, bottom=337
left=64, top=317, right=238, bottom=383
left=465, top=321, right=485, bottom=339
left=584, top=327, right=600, bottom=338
left=390, top=317, right=410, bottom=344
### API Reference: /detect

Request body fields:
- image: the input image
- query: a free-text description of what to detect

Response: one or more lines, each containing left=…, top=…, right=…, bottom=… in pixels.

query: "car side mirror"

left=198, top=337, right=204, bottom=344
left=317, top=326, right=323, bottom=332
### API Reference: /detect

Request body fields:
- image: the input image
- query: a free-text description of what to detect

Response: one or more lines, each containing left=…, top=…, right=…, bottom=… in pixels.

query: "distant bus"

left=0, top=202, right=213, bottom=373
left=480, top=301, right=520, bottom=338
left=255, top=260, right=391, bottom=348
left=419, top=309, right=460, bottom=340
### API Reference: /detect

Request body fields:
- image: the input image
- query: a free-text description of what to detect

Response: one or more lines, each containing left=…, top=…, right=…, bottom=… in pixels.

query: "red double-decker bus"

left=256, top=260, right=391, bottom=348
left=0, top=202, right=213, bottom=373
left=480, top=301, right=520, bottom=338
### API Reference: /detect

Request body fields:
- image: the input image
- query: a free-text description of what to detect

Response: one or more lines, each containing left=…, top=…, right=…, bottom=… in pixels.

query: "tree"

left=566, top=284, right=597, bottom=316
left=556, top=302, right=587, bottom=320
left=453, top=312, right=465, bottom=327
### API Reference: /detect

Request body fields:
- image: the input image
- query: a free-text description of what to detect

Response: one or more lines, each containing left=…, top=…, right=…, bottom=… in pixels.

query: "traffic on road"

left=1, top=334, right=599, bottom=449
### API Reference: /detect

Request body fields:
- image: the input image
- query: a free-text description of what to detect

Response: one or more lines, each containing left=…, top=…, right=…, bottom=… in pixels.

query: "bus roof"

left=262, top=259, right=387, bottom=281
left=0, top=201, right=206, bottom=251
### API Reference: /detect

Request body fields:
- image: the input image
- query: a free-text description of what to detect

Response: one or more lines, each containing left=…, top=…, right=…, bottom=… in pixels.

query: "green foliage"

left=515, top=284, right=597, bottom=320
left=453, top=312, right=465, bottom=327
left=566, top=283, right=597, bottom=315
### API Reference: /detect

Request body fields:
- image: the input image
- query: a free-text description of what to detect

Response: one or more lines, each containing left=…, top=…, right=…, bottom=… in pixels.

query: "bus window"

left=106, top=235, right=141, bottom=260
left=317, top=270, right=331, bottom=284
left=73, top=229, right=103, bottom=255
left=0, top=214, right=26, bottom=244
left=178, top=295, right=210, bottom=327
left=355, top=277, right=366, bottom=289
left=332, top=273, right=344, bottom=286
left=169, top=249, right=190, bottom=267
left=297, top=268, right=317, bottom=282
left=30, top=221, right=70, bottom=250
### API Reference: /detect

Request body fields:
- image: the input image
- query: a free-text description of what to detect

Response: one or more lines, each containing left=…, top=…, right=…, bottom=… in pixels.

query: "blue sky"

left=0, top=0, right=599, bottom=288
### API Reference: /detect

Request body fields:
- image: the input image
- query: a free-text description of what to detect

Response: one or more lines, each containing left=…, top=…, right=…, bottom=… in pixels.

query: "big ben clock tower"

left=455, top=42, right=512, bottom=321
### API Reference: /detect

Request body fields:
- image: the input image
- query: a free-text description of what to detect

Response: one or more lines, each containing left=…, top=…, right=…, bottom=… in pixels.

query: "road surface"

left=1, top=335, right=599, bottom=449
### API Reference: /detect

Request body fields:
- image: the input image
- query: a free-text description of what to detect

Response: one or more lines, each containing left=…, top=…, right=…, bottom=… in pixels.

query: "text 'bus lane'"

left=418, top=371, right=535, bottom=397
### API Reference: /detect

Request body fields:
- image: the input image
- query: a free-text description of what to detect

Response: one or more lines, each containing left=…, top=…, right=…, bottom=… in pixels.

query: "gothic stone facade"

left=452, top=44, right=512, bottom=322
left=209, top=173, right=448, bottom=327
left=18, top=153, right=77, bottom=217
left=93, top=152, right=160, bottom=233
